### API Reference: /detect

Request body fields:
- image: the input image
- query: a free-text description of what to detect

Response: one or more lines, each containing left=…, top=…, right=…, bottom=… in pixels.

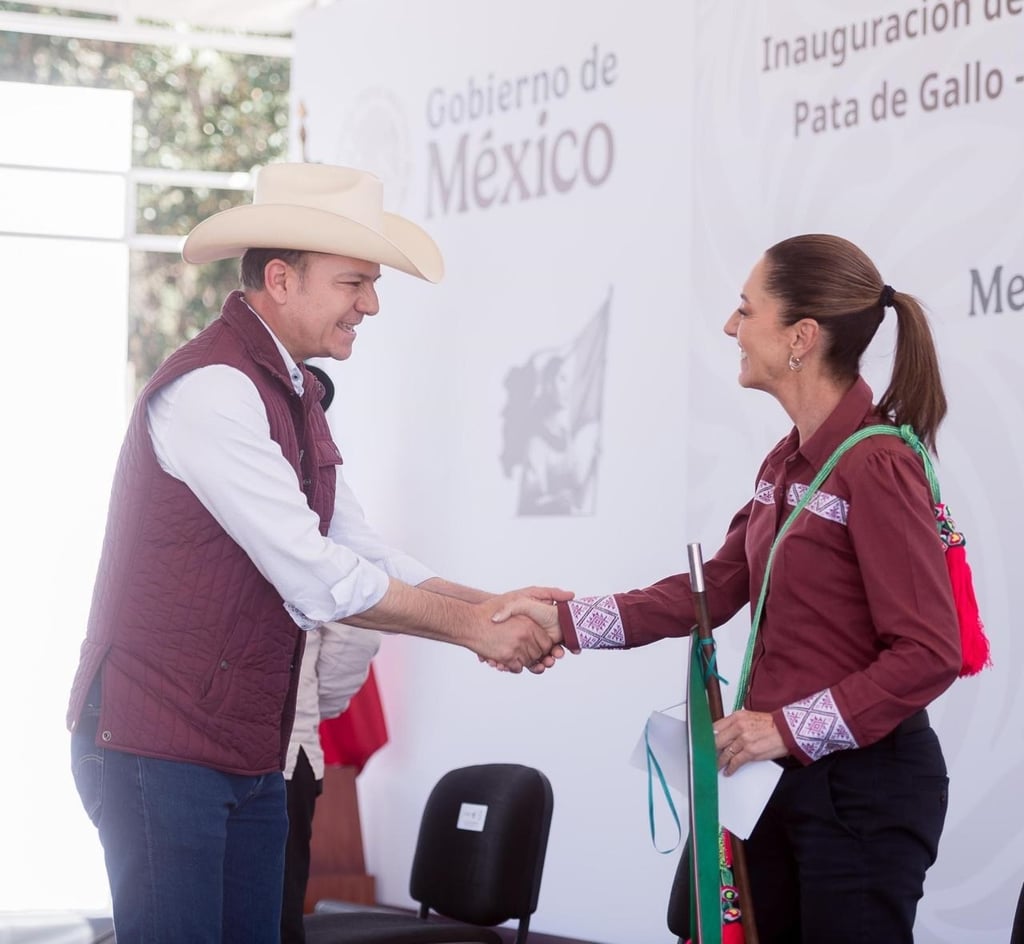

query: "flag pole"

left=687, top=543, right=760, bottom=944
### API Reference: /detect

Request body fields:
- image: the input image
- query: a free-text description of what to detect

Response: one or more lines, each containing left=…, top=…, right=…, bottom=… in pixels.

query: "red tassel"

left=723, top=923, right=747, bottom=944
left=945, top=544, right=992, bottom=677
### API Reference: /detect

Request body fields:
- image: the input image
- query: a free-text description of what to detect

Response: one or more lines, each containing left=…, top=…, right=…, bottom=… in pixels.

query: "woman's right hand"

left=490, top=593, right=561, bottom=632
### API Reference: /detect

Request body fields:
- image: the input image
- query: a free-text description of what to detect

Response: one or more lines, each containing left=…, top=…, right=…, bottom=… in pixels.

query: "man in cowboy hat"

left=66, top=162, right=568, bottom=943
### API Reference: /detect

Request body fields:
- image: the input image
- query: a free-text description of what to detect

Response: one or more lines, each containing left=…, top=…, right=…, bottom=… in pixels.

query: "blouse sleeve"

left=829, top=447, right=961, bottom=742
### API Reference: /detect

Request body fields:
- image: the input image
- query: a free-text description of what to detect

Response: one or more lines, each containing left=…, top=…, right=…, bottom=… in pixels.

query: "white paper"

left=628, top=706, right=690, bottom=792
left=630, top=709, right=783, bottom=840
left=720, top=755, right=782, bottom=840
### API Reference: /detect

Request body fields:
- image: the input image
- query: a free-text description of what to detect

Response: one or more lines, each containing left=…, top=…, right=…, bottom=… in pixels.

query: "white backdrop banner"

left=691, top=3, right=1022, bottom=942
left=295, top=2, right=1020, bottom=941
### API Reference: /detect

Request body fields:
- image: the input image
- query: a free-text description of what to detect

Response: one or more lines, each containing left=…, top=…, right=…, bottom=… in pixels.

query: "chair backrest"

left=408, top=763, right=554, bottom=931
left=666, top=839, right=691, bottom=941
left=1012, top=874, right=1024, bottom=944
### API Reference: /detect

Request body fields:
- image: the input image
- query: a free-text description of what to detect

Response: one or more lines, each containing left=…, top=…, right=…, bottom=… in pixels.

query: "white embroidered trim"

left=756, top=479, right=849, bottom=525
left=783, top=689, right=858, bottom=761
left=567, top=594, right=625, bottom=648
left=788, top=483, right=850, bottom=526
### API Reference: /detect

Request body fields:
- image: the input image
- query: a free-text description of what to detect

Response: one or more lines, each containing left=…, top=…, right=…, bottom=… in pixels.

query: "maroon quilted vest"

left=66, top=291, right=341, bottom=775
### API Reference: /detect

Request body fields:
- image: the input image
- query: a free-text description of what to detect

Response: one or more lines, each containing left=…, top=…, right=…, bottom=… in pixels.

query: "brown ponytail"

left=764, top=234, right=947, bottom=451
left=875, top=291, right=947, bottom=452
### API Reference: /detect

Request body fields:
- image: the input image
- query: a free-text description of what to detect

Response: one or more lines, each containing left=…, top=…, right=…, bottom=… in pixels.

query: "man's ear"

left=263, top=258, right=291, bottom=302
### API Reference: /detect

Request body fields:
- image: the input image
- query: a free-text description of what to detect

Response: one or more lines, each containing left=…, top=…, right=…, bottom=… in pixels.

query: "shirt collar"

left=240, top=296, right=304, bottom=396
left=797, top=376, right=876, bottom=469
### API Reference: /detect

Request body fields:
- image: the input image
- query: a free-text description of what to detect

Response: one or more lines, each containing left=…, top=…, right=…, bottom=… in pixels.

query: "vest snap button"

left=220, top=660, right=229, bottom=670
left=101, top=730, right=112, bottom=742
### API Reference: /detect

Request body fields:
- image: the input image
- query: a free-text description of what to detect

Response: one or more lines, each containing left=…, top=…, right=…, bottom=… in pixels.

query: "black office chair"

left=666, top=839, right=691, bottom=943
left=305, top=763, right=554, bottom=944
left=1011, top=875, right=1024, bottom=944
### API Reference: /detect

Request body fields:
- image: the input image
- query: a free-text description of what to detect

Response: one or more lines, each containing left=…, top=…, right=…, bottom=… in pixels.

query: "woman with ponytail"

left=499, top=234, right=987, bottom=943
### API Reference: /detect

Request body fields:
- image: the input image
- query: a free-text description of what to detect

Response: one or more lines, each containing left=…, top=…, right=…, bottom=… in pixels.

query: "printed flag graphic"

left=501, top=288, right=612, bottom=516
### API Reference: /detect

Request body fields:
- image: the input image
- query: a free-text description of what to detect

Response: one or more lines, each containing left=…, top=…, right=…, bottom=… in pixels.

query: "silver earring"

left=788, top=354, right=803, bottom=372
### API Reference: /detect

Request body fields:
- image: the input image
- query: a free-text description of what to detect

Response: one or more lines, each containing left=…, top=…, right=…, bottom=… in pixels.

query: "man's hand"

left=341, top=578, right=572, bottom=674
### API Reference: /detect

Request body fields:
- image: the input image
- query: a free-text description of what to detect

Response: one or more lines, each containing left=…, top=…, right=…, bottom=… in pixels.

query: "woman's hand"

left=713, top=709, right=790, bottom=774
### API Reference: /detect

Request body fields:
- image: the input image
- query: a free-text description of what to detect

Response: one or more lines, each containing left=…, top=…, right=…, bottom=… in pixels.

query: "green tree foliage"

left=0, top=5, right=290, bottom=388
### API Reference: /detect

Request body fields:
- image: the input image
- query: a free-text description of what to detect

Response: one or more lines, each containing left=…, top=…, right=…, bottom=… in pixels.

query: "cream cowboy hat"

left=181, top=162, right=444, bottom=283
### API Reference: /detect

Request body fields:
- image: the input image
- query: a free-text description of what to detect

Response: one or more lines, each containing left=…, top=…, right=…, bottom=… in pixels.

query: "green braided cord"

left=888, top=424, right=941, bottom=504
left=732, top=424, right=938, bottom=710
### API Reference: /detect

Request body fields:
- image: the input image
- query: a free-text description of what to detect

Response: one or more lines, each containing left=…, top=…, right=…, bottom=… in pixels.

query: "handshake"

left=474, top=585, right=577, bottom=675
left=344, top=578, right=577, bottom=675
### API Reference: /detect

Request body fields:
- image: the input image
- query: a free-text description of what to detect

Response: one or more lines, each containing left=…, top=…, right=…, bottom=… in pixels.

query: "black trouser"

left=281, top=748, right=323, bottom=944
left=746, top=712, right=948, bottom=944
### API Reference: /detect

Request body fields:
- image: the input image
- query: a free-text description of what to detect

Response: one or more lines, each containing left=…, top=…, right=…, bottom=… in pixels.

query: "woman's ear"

left=791, top=317, right=821, bottom=358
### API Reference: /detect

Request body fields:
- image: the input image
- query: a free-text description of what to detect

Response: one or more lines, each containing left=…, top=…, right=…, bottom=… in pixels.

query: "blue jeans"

left=72, top=704, right=288, bottom=943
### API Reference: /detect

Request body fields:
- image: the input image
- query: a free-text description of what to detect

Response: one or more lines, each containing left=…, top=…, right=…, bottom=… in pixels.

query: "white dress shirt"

left=147, top=313, right=435, bottom=630
left=283, top=620, right=383, bottom=779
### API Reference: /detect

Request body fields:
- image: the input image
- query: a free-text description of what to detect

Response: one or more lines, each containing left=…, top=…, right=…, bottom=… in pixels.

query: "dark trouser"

left=745, top=713, right=948, bottom=944
left=281, top=748, right=323, bottom=944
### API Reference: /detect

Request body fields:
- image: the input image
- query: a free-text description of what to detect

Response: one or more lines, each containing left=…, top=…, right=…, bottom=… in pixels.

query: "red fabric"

left=946, top=545, right=992, bottom=676
left=319, top=666, right=389, bottom=774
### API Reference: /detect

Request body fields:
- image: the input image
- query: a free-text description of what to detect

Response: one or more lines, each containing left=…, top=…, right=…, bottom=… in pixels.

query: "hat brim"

left=181, top=204, right=444, bottom=283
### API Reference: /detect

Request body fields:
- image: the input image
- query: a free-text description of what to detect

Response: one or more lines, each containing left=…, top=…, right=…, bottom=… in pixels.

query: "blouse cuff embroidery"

left=567, top=594, right=625, bottom=649
left=782, top=688, right=858, bottom=761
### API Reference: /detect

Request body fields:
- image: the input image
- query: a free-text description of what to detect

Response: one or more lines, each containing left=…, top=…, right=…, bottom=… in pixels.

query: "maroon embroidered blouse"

left=557, top=378, right=961, bottom=763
